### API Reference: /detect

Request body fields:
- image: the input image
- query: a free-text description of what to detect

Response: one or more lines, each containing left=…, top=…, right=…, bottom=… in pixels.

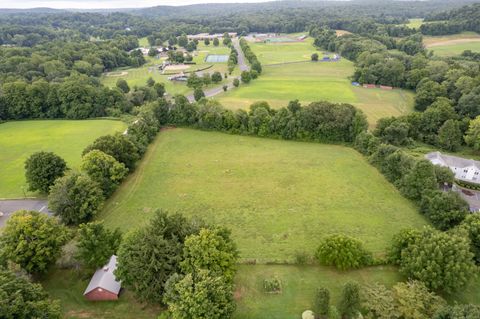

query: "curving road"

left=187, top=37, right=250, bottom=102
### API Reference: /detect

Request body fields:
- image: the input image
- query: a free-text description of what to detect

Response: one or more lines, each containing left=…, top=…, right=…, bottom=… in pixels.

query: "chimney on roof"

left=103, top=266, right=109, bottom=272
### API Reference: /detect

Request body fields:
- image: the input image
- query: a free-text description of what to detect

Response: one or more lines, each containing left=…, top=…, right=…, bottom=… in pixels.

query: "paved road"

left=232, top=37, right=249, bottom=72
left=0, top=199, right=51, bottom=228
left=187, top=37, right=250, bottom=103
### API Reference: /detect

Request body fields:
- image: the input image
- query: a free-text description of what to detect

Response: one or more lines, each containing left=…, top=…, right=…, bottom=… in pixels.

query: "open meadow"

left=0, top=120, right=126, bottom=199
left=214, top=37, right=414, bottom=126
left=100, top=128, right=426, bottom=262
left=424, top=32, right=480, bottom=56
left=101, top=43, right=232, bottom=95
left=215, top=61, right=414, bottom=126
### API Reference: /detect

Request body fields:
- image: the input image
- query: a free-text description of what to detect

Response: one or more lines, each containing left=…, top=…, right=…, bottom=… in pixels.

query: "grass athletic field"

left=0, top=120, right=126, bottom=199
left=100, top=128, right=426, bottom=262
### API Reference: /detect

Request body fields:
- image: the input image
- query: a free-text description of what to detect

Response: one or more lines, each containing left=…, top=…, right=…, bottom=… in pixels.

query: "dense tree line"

left=158, top=97, right=367, bottom=143
left=355, top=132, right=470, bottom=231
left=239, top=38, right=262, bottom=74
left=422, top=3, right=480, bottom=35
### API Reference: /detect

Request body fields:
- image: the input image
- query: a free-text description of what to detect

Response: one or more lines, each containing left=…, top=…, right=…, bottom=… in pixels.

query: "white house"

left=425, top=151, right=480, bottom=184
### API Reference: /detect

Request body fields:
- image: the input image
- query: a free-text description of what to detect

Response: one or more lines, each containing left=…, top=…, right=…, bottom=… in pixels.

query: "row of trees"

left=355, top=132, right=469, bottom=231
left=239, top=38, right=262, bottom=74
left=311, top=280, right=480, bottom=319
left=159, top=97, right=368, bottom=143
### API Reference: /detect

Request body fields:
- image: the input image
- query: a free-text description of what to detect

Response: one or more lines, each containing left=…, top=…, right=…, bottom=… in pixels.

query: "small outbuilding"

left=84, top=255, right=121, bottom=301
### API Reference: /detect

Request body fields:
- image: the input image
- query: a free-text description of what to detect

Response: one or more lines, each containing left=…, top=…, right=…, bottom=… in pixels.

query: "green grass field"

left=249, top=38, right=318, bottom=65
left=424, top=32, right=480, bottom=56
left=101, top=43, right=232, bottom=96
left=215, top=61, right=414, bottom=125
left=404, top=18, right=424, bottom=29
left=100, top=128, right=426, bottom=262
left=0, top=120, right=126, bottom=199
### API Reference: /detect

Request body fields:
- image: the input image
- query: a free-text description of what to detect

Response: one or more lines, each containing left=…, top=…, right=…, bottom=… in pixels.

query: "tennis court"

left=205, top=54, right=229, bottom=62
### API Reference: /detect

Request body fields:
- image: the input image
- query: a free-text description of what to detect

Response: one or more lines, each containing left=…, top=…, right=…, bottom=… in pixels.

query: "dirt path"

left=426, top=38, right=480, bottom=48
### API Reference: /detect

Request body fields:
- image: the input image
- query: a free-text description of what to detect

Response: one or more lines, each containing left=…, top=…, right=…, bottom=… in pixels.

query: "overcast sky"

left=0, top=0, right=275, bottom=9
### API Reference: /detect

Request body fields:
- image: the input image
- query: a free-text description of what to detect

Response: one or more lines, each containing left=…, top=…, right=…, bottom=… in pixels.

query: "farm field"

left=424, top=32, right=480, bottom=56
left=100, top=128, right=427, bottom=262
left=215, top=61, right=414, bottom=125
left=101, top=43, right=231, bottom=95
left=0, top=120, right=126, bottom=199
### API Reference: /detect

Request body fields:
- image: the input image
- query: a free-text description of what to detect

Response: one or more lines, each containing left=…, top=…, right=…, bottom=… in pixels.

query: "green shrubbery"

left=315, top=234, right=373, bottom=270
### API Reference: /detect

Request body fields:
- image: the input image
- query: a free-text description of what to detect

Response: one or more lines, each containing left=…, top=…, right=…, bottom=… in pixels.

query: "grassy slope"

left=101, top=43, right=231, bottom=95
left=214, top=40, right=414, bottom=126
left=0, top=120, right=126, bottom=199
left=100, top=128, right=426, bottom=262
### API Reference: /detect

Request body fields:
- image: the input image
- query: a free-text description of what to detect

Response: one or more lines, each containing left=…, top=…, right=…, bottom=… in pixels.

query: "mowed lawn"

left=0, top=120, right=126, bottom=199
left=101, top=43, right=231, bottom=95
left=249, top=38, right=319, bottom=65
left=100, top=128, right=427, bottom=262
left=215, top=60, right=414, bottom=125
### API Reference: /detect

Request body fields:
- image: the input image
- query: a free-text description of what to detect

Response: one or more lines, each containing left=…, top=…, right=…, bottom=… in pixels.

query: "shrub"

left=263, top=277, right=282, bottom=293
left=315, top=234, right=373, bottom=270
left=338, top=281, right=361, bottom=319
left=314, top=287, right=330, bottom=317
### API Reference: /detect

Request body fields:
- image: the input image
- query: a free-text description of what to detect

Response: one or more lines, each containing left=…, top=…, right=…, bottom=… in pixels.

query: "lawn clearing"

left=0, top=120, right=126, bottom=199
left=41, top=269, right=160, bottom=319
left=424, top=32, right=480, bottom=56
left=215, top=61, right=414, bottom=126
left=404, top=18, right=424, bottom=29
left=100, top=128, right=426, bottom=262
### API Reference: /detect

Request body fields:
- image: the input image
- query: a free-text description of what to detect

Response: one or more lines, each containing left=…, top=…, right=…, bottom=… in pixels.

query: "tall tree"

left=48, top=172, right=104, bottom=225
left=81, top=150, right=128, bottom=196
left=0, top=269, right=61, bottom=318
left=338, top=281, right=361, bottom=319
left=115, top=210, right=200, bottom=303
left=24, top=151, right=67, bottom=194
left=164, top=269, right=236, bottom=319
left=76, top=221, right=122, bottom=269
left=0, top=210, right=69, bottom=274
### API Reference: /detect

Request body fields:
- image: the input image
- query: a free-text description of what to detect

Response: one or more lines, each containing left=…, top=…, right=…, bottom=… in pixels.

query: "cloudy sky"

left=0, top=0, right=274, bottom=9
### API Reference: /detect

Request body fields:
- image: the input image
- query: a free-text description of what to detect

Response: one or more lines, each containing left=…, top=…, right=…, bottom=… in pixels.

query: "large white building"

left=426, top=151, right=480, bottom=184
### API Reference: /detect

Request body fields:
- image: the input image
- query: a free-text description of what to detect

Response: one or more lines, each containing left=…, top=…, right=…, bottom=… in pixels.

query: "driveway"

left=0, top=199, right=51, bottom=228
left=452, top=185, right=480, bottom=212
left=187, top=37, right=250, bottom=103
